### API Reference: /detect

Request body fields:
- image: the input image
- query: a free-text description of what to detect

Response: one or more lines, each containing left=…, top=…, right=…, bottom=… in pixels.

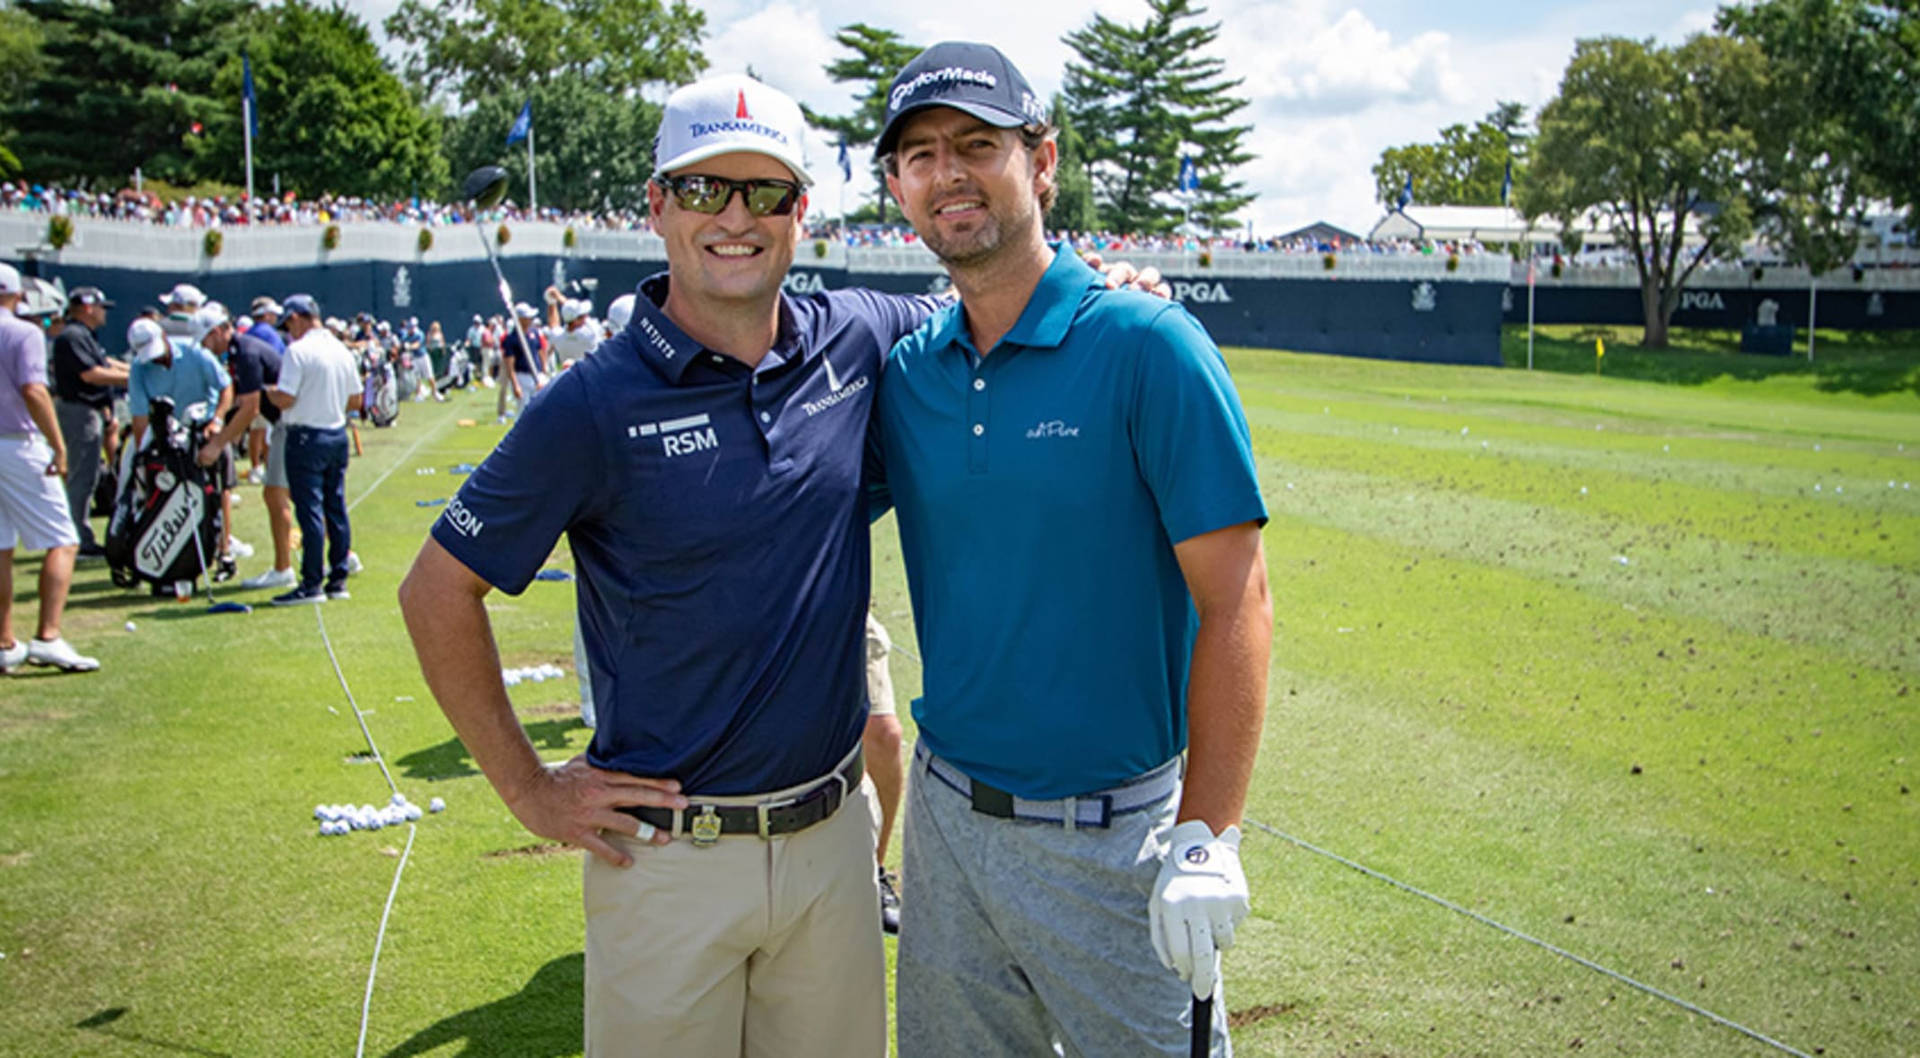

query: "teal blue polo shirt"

left=876, top=246, right=1267, bottom=799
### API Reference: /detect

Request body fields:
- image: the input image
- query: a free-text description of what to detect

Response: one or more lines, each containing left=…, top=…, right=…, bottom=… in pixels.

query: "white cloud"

left=344, top=0, right=1721, bottom=236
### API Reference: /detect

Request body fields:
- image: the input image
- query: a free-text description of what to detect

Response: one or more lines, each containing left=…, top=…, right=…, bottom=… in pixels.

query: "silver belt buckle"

left=689, top=805, right=722, bottom=847
left=757, top=794, right=800, bottom=839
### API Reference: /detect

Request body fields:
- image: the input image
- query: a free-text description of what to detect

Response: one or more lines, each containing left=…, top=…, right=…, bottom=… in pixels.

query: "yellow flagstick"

left=1595, top=336, right=1605, bottom=375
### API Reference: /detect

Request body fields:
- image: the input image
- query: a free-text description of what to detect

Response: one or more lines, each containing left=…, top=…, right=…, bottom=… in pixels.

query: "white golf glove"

left=1149, top=819, right=1248, bottom=998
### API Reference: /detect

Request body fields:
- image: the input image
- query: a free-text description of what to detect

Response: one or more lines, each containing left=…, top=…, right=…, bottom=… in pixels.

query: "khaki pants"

left=584, top=766, right=886, bottom=1058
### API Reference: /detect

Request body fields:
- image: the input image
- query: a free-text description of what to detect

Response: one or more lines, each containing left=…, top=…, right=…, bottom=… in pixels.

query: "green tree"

left=384, top=0, right=706, bottom=105
left=193, top=1, right=446, bottom=200
left=1061, top=0, right=1254, bottom=234
left=1047, top=94, right=1098, bottom=233
left=1372, top=102, right=1529, bottom=208
left=0, top=4, right=46, bottom=174
left=9, top=0, right=251, bottom=185
left=443, top=81, right=659, bottom=212
left=1722, top=0, right=1918, bottom=260
left=1522, top=35, right=1764, bottom=348
left=802, top=22, right=921, bottom=224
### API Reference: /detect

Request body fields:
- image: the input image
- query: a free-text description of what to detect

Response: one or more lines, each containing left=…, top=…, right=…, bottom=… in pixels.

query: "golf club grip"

left=1190, top=993, right=1212, bottom=1058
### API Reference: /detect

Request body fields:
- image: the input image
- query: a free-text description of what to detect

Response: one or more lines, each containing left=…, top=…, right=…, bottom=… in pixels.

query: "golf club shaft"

left=1190, top=993, right=1212, bottom=1058
left=472, top=220, right=538, bottom=380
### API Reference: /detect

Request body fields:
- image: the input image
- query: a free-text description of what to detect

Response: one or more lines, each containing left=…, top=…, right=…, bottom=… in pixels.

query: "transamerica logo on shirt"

left=628, top=412, right=720, bottom=457
left=802, top=374, right=868, bottom=417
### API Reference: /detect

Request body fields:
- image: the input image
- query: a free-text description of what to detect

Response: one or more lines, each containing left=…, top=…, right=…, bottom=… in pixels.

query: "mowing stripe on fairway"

left=1243, top=817, right=1816, bottom=1058
left=349, top=410, right=460, bottom=514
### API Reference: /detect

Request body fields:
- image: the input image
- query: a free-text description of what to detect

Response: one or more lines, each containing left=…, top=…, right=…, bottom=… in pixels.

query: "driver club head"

left=463, top=166, right=511, bottom=209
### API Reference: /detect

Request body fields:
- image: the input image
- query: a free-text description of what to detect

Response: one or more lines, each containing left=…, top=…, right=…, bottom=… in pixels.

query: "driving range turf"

left=1, top=326, right=1914, bottom=1057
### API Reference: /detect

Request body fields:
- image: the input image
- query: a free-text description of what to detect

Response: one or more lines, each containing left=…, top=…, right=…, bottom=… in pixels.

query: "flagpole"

left=243, top=96, right=255, bottom=207
left=1526, top=254, right=1536, bottom=371
left=527, top=124, right=537, bottom=214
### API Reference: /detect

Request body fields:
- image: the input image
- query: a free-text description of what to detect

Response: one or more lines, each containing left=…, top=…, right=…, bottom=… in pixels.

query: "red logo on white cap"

left=736, top=90, right=749, bottom=119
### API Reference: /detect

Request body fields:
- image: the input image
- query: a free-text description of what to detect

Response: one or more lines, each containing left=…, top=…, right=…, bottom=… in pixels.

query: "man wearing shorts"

left=192, top=303, right=294, bottom=592
left=0, top=262, right=99, bottom=673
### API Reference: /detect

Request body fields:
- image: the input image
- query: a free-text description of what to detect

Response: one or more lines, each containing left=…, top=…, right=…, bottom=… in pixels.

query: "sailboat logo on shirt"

left=801, top=353, right=868, bottom=417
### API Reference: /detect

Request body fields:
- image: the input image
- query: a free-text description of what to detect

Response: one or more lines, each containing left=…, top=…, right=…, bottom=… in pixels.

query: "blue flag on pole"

left=1178, top=155, right=1199, bottom=194
left=1396, top=174, right=1413, bottom=211
left=506, top=100, right=532, bottom=147
left=838, top=138, right=852, bottom=181
left=242, top=52, right=258, bottom=139
left=1501, top=160, right=1512, bottom=206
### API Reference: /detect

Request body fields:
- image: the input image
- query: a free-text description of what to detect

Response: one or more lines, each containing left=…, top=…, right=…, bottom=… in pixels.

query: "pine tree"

left=1062, top=0, right=1254, bottom=235
left=802, top=22, right=921, bottom=224
left=10, top=0, right=251, bottom=185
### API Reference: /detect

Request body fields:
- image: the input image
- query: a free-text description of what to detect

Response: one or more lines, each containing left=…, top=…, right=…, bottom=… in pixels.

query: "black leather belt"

left=622, top=750, right=863, bottom=845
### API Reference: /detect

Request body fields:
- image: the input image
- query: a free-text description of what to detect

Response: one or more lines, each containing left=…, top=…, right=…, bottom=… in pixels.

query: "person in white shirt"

left=541, top=287, right=601, bottom=369
left=264, top=294, right=362, bottom=606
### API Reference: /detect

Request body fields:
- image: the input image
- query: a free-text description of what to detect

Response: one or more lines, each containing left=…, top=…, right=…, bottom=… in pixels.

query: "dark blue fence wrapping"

left=11, top=252, right=1549, bottom=366
left=1502, top=283, right=1919, bottom=330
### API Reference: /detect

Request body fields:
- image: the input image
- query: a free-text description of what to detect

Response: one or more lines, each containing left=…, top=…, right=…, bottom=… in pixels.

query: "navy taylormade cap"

left=876, top=41, right=1049, bottom=157
left=282, top=293, right=320, bottom=318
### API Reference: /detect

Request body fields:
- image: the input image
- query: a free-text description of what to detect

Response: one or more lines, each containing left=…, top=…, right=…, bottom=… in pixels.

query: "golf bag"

left=104, top=398, right=224, bottom=592
left=362, top=350, right=401, bottom=427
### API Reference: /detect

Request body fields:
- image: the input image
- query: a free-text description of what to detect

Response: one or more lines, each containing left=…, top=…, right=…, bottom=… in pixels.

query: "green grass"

left=2, top=331, right=1916, bottom=1057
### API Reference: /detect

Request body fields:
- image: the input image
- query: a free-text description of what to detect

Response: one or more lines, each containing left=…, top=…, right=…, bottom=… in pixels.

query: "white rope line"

left=315, top=605, right=398, bottom=796
left=1242, top=817, right=1814, bottom=1058
left=355, top=821, right=418, bottom=1058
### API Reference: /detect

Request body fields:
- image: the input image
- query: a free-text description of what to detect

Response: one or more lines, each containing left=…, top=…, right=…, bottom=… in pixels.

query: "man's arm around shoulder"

left=397, top=537, right=686, bottom=866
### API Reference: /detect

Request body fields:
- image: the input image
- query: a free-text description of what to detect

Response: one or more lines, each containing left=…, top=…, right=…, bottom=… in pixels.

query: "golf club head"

left=463, top=166, right=511, bottom=209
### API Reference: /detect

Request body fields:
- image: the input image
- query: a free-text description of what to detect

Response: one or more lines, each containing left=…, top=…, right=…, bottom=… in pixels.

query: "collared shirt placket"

left=963, top=344, right=994, bottom=476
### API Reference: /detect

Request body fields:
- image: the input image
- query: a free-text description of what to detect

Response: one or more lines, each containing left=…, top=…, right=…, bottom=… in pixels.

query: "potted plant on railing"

left=47, top=215, right=74, bottom=251
left=322, top=224, right=341, bottom=251
left=497, top=223, right=512, bottom=246
left=418, top=227, right=433, bottom=252
left=203, top=229, right=223, bottom=258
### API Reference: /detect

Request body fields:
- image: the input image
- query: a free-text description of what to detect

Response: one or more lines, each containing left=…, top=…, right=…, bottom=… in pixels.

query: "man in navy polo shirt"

left=874, top=43, right=1273, bottom=1056
left=398, top=74, right=942, bottom=1057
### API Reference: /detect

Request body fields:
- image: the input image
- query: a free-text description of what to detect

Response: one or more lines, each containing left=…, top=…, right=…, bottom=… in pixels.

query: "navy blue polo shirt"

left=875, top=246, right=1267, bottom=799
left=433, top=274, right=937, bottom=795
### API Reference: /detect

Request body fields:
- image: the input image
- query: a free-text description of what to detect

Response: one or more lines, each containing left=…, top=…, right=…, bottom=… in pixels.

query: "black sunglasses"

left=657, top=174, right=803, bottom=217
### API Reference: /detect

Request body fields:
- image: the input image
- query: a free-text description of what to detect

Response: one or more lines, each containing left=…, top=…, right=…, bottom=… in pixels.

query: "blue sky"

left=354, top=0, right=1720, bottom=234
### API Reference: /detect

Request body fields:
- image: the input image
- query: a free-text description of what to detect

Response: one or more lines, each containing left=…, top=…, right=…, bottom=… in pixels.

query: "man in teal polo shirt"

left=874, top=43, right=1273, bottom=1056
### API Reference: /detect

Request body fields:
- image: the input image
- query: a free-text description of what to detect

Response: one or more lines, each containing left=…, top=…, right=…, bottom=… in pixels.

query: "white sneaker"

left=228, top=537, right=255, bottom=559
left=345, top=551, right=364, bottom=575
left=242, top=566, right=297, bottom=590
left=26, top=636, right=100, bottom=672
left=247, top=466, right=266, bottom=485
left=0, top=639, right=26, bottom=673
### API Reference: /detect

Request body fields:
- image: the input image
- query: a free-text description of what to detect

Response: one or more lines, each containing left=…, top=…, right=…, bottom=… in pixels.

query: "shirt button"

left=972, top=424, right=984, bottom=437
left=972, top=378, right=985, bottom=391
left=760, top=412, right=771, bottom=423
left=712, top=355, right=726, bottom=365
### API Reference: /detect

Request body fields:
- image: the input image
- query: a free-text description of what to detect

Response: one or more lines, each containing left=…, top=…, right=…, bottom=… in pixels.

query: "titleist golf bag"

left=105, top=397, right=225, bottom=593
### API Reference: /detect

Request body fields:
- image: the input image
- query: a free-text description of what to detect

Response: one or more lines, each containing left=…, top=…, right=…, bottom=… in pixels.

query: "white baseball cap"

left=654, top=74, right=812, bottom=185
left=0, top=262, right=21, bottom=295
left=607, top=293, right=636, bottom=332
left=160, top=282, right=206, bottom=308
left=128, top=318, right=171, bottom=362
left=190, top=302, right=230, bottom=341
left=513, top=302, right=539, bottom=319
left=560, top=299, right=589, bottom=324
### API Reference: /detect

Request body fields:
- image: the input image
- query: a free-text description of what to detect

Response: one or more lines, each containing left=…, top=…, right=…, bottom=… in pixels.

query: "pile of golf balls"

left=315, top=792, right=429, bottom=836
left=503, top=664, right=566, bottom=687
